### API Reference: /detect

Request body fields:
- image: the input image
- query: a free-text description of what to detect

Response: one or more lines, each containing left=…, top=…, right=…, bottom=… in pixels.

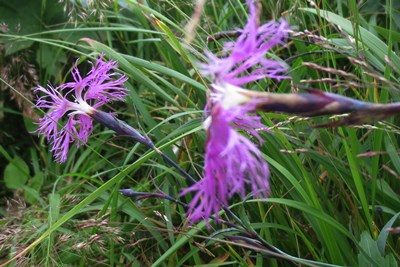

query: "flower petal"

left=201, top=1, right=289, bottom=86
left=182, top=104, right=270, bottom=223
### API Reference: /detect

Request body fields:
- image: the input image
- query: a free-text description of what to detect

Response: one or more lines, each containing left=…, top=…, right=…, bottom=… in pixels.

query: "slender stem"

left=91, top=110, right=197, bottom=184
left=119, top=188, right=297, bottom=266
left=93, top=110, right=295, bottom=264
left=151, top=146, right=197, bottom=185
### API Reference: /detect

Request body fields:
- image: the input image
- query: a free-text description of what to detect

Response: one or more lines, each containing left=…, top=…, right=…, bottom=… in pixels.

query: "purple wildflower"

left=200, top=2, right=289, bottom=86
left=182, top=0, right=289, bottom=223
left=35, top=55, right=128, bottom=163
left=181, top=102, right=270, bottom=222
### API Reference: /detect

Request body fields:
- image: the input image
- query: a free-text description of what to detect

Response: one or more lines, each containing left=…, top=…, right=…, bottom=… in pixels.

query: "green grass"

left=0, top=0, right=399, bottom=266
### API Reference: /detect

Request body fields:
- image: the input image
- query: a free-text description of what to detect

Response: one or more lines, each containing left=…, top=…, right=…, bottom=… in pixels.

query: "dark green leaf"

left=4, top=156, right=30, bottom=189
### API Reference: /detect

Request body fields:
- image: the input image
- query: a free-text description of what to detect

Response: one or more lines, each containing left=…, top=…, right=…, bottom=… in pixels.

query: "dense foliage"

left=1, top=0, right=399, bottom=266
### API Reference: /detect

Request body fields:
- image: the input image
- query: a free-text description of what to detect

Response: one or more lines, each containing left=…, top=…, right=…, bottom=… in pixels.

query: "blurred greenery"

left=0, top=0, right=399, bottom=266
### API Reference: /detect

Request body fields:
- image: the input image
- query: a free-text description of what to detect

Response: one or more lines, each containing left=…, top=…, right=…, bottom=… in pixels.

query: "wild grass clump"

left=0, top=0, right=399, bottom=266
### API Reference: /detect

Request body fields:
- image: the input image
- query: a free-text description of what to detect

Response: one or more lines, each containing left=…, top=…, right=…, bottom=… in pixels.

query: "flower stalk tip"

left=90, top=110, right=154, bottom=148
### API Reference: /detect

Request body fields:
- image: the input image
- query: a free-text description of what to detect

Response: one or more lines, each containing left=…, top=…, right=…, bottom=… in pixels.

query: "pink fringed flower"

left=181, top=100, right=270, bottom=222
left=182, top=0, right=289, bottom=223
left=200, top=4, right=289, bottom=86
left=35, top=55, right=128, bottom=163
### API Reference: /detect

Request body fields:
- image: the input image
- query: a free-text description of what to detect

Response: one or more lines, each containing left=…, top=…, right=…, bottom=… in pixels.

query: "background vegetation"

left=0, top=0, right=399, bottom=266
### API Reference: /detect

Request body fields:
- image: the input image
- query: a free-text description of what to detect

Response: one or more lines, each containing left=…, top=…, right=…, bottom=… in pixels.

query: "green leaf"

left=0, top=0, right=41, bottom=55
left=49, top=193, right=61, bottom=224
left=23, top=171, right=44, bottom=204
left=151, top=16, right=190, bottom=62
left=31, top=171, right=44, bottom=191
left=4, top=156, right=30, bottom=189
left=23, top=116, right=37, bottom=134
left=376, top=179, right=400, bottom=204
left=35, top=44, right=67, bottom=78
left=384, top=254, right=399, bottom=267
left=358, top=232, right=385, bottom=267
left=377, top=212, right=400, bottom=255
left=301, top=8, right=400, bottom=77
left=23, top=185, right=42, bottom=205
